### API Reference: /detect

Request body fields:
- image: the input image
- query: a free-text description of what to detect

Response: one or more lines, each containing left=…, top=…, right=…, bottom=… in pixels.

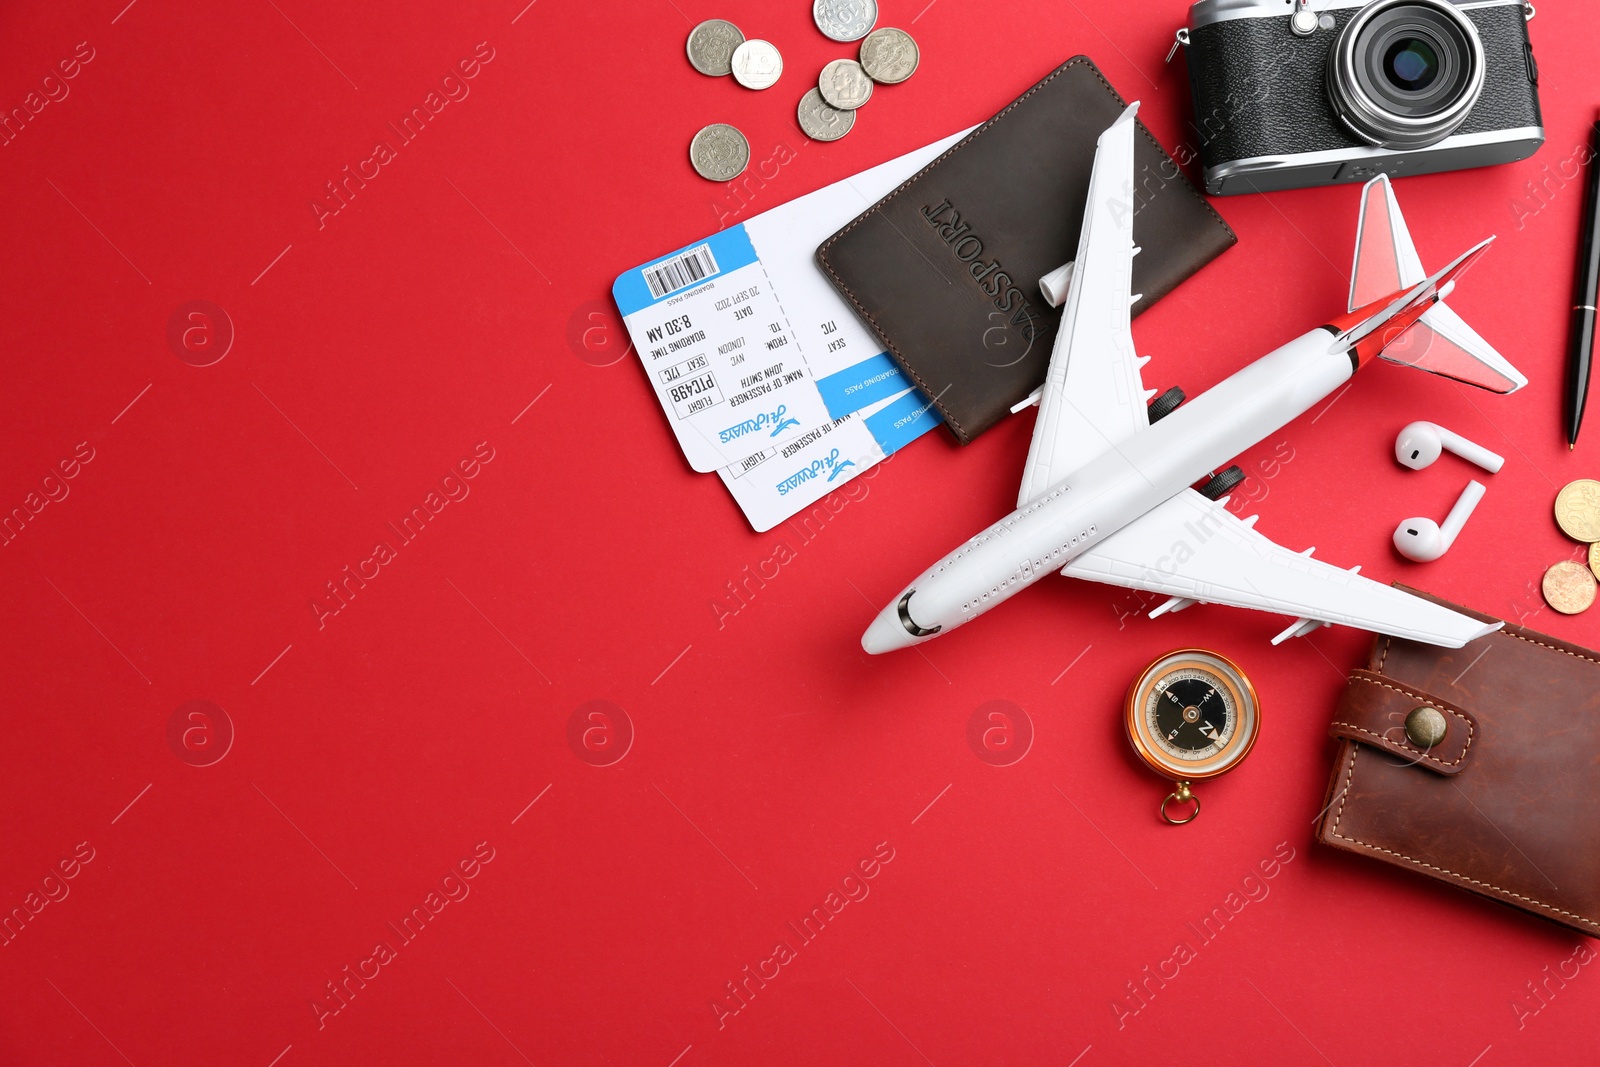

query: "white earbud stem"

left=1393, top=421, right=1503, bottom=473
left=1393, top=480, right=1486, bottom=563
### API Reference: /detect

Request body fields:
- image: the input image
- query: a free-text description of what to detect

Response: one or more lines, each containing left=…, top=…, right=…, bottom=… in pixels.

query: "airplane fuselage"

left=862, top=326, right=1358, bottom=653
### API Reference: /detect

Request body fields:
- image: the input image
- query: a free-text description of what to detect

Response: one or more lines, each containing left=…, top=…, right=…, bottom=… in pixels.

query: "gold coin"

left=1554, top=479, right=1600, bottom=542
left=1542, top=560, right=1597, bottom=615
left=1591, top=542, right=1600, bottom=582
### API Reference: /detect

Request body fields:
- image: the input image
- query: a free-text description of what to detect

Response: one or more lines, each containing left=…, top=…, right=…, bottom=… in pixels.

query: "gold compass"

left=1125, top=649, right=1260, bottom=825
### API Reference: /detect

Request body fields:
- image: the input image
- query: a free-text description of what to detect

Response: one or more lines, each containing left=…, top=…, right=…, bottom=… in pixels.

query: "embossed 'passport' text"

left=920, top=199, right=1042, bottom=345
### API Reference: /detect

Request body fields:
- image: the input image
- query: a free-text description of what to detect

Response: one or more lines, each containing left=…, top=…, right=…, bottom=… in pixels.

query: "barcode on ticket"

left=643, top=244, right=720, bottom=299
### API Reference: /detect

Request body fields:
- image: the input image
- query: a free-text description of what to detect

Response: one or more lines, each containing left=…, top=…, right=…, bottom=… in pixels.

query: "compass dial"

left=1147, top=669, right=1236, bottom=759
left=1125, top=650, right=1259, bottom=781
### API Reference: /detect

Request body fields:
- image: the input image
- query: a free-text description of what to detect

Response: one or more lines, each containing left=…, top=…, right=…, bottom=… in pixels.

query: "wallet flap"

left=1328, top=670, right=1477, bottom=776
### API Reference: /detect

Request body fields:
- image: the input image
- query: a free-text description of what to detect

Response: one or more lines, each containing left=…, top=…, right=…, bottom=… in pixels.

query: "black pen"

left=1566, top=114, right=1600, bottom=450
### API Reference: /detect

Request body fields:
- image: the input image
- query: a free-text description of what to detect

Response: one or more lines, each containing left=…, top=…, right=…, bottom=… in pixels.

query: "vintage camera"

left=1176, top=0, right=1543, bottom=194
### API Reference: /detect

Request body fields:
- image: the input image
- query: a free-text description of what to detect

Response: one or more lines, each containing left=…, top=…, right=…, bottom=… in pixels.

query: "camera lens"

left=1326, top=0, right=1486, bottom=150
left=1384, top=38, right=1438, bottom=91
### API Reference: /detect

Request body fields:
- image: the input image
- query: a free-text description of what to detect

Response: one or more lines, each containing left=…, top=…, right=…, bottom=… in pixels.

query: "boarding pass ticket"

left=613, top=128, right=971, bottom=473
left=718, top=387, right=940, bottom=532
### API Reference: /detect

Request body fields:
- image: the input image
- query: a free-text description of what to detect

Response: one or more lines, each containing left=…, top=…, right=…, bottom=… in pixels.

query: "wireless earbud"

left=1394, top=480, right=1486, bottom=563
left=1394, top=421, right=1504, bottom=473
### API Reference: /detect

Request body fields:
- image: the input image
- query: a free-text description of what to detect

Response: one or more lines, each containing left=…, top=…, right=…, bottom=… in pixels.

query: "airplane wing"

left=1350, top=175, right=1526, bottom=394
left=1016, top=101, right=1150, bottom=508
left=1061, top=488, right=1502, bottom=648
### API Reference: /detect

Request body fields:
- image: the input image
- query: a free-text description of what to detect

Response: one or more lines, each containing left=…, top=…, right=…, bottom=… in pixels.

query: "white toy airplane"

left=862, top=101, right=1525, bottom=656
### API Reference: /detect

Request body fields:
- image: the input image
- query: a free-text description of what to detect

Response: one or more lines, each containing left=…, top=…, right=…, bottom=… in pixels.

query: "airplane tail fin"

left=1347, top=175, right=1526, bottom=394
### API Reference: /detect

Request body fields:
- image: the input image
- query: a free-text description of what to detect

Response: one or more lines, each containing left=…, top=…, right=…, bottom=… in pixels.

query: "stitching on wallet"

left=1335, top=676, right=1474, bottom=768
left=1330, top=826, right=1600, bottom=932
left=1330, top=744, right=1359, bottom=834
left=1335, top=623, right=1600, bottom=931
left=1504, top=629, right=1600, bottom=667
left=1328, top=721, right=1463, bottom=769
left=1330, top=700, right=1596, bottom=933
left=814, top=57, right=1234, bottom=440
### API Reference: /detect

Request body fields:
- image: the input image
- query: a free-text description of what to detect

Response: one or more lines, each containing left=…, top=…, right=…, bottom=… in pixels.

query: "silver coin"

left=686, top=19, right=745, bottom=77
left=730, top=39, right=783, bottom=90
left=859, top=27, right=919, bottom=84
left=818, top=59, right=873, bottom=110
left=813, top=0, right=878, bottom=43
left=797, top=87, right=856, bottom=142
left=690, top=123, right=750, bottom=182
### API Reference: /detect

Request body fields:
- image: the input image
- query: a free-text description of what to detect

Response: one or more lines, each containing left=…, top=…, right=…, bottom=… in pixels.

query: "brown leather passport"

left=1315, top=589, right=1600, bottom=938
left=815, top=56, right=1236, bottom=444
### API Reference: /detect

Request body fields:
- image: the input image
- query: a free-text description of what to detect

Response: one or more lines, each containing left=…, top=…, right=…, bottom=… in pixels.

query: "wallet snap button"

left=1404, top=706, right=1448, bottom=749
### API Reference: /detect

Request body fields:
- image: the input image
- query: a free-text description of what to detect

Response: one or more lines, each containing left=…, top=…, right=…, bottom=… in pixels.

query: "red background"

left=1, top=1, right=1596, bottom=1064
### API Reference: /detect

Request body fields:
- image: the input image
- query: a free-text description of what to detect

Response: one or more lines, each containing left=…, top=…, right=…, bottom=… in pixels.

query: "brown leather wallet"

left=1314, top=589, right=1600, bottom=937
left=815, top=56, right=1236, bottom=444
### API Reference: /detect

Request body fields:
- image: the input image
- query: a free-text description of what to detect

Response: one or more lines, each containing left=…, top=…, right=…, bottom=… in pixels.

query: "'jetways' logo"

left=775, top=448, right=855, bottom=496
left=719, top=404, right=800, bottom=444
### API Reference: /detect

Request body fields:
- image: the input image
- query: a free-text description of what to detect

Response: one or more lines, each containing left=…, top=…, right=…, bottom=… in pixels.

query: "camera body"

left=1181, top=0, right=1543, bottom=195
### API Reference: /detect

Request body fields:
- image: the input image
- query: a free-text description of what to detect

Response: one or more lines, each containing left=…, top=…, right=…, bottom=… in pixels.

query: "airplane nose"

left=861, top=605, right=910, bottom=655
